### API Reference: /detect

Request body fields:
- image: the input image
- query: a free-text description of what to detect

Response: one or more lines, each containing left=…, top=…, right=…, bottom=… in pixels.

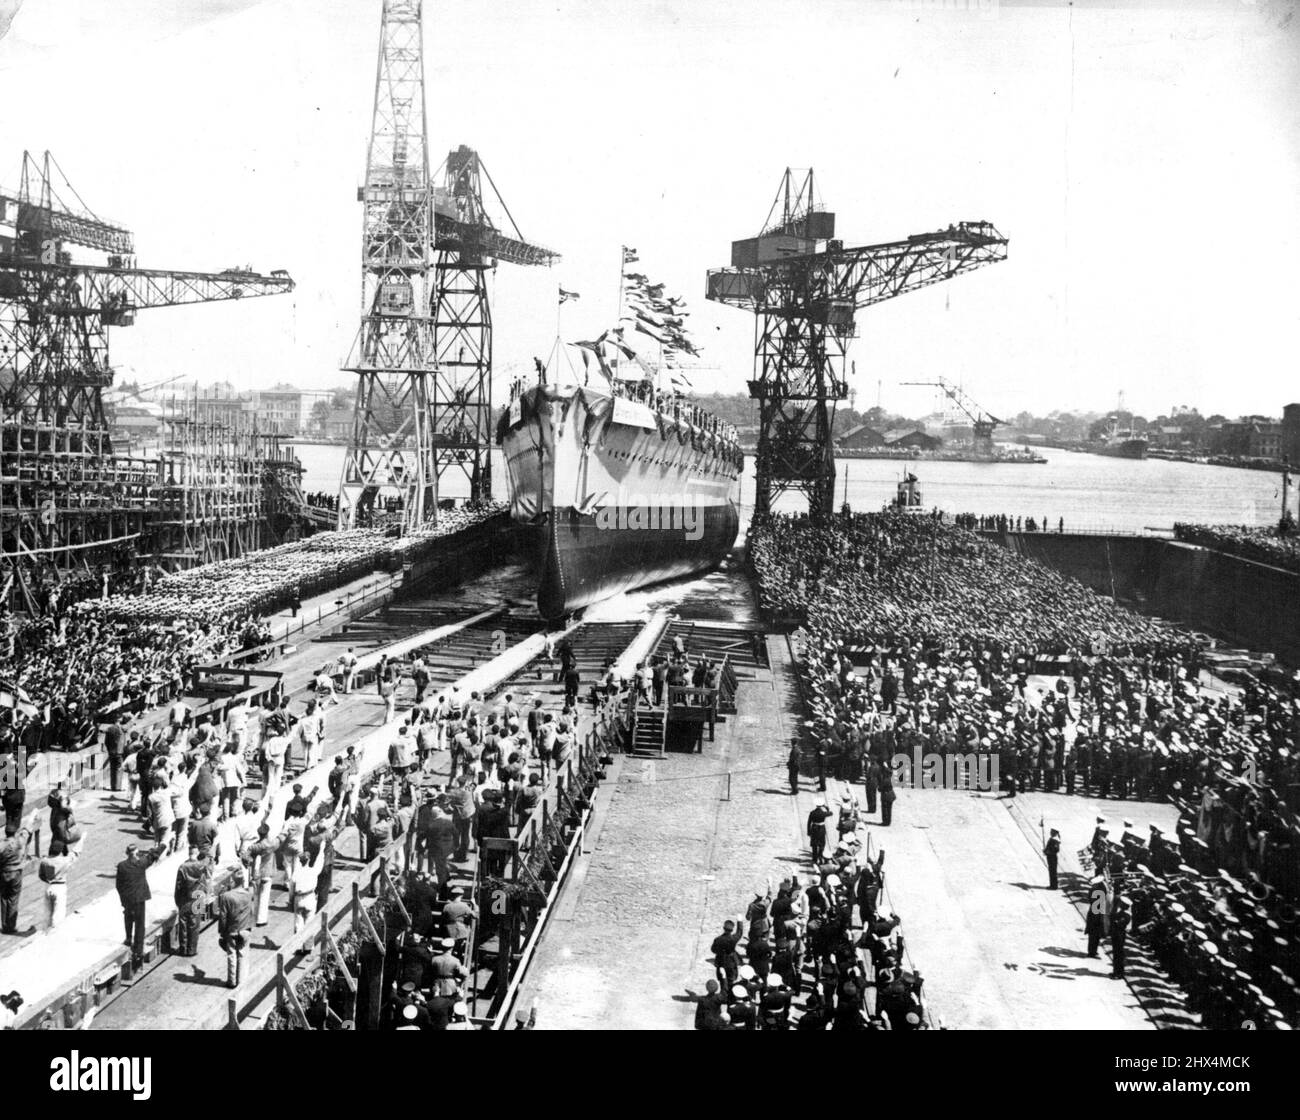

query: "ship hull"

left=502, top=384, right=742, bottom=619
left=533, top=502, right=740, bottom=619
left=1092, top=439, right=1148, bottom=460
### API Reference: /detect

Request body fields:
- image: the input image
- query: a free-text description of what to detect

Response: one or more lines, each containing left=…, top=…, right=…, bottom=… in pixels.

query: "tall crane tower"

left=707, top=168, right=1008, bottom=519
left=339, top=1, right=556, bottom=532
left=430, top=145, right=557, bottom=504
left=0, top=150, right=293, bottom=433
left=900, top=376, right=1003, bottom=455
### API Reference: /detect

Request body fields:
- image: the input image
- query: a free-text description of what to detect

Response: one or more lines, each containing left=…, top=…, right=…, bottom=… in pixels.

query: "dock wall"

left=989, top=533, right=1300, bottom=663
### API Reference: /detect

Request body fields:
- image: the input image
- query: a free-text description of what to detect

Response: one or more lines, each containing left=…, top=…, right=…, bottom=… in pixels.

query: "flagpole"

left=615, top=246, right=625, bottom=379
left=556, top=288, right=563, bottom=387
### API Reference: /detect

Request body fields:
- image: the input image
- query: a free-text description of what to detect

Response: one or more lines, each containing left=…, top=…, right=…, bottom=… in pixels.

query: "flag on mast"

left=559, top=287, right=580, bottom=304
left=622, top=246, right=639, bottom=265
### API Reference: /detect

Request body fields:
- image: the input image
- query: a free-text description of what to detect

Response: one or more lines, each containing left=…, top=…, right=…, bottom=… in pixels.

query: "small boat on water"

left=889, top=472, right=926, bottom=513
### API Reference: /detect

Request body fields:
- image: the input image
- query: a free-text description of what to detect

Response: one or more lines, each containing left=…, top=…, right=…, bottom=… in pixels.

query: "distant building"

left=324, top=408, right=354, bottom=440
left=1249, top=424, right=1283, bottom=460
left=1150, top=426, right=1185, bottom=450
left=836, top=423, right=887, bottom=450
left=884, top=428, right=942, bottom=451
left=254, top=385, right=303, bottom=435
left=112, top=406, right=161, bottom=441
left=1213, top=419, right=1283, bottom=459
left=1284, top=403, right=1300, bottom=465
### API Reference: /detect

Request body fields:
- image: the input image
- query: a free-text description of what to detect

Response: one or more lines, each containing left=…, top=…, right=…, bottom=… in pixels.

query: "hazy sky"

left=1, top=0, right=1297, bottom=419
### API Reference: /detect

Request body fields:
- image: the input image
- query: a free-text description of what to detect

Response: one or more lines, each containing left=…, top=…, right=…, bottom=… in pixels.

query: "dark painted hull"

left=535, top=502, right=740, bottom=620
left=1093, top=439, right=1148, bottom=460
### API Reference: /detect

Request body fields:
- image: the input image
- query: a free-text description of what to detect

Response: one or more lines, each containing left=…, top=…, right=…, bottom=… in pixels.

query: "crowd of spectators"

left=0, top=504, right=508, bottom=756
left=304, top=492, right=339, bottom=513
left=697, top=818, right=926, bottom=1030
left=1174, top=523, right=1300, bottom=575
left=750, top=510, right=1171, bottom=651
left=1, top=614, right=255, bottom=753
left=748, top=509, right=1299, bottom=1026
left=952, top=513, right=1066, bottom=533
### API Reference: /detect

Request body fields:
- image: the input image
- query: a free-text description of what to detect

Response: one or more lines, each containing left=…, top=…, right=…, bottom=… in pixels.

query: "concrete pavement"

left=519, top=632, right=1190, bottom=1030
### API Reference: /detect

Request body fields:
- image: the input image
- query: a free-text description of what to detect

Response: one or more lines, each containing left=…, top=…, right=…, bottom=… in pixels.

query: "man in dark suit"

left=217, top=867, right=254, bottom=989
left=115, top=843, right=160, bottom=967
left=103, top=714, right=128, bottom=793
left=173, top=847, right=212, bottom=957
left=0, top=827, right=30, bottom=934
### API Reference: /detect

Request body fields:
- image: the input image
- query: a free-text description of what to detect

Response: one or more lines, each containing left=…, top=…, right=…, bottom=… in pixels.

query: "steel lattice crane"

left=707, top=168, right=1008, bottom=519
left=0, top=150, right=294, bottom=434
left=430, top=145, right=557, bottom=504
left=340, top=1, right=556, bottom=531
left=900, top=376, right=1003, bottom=455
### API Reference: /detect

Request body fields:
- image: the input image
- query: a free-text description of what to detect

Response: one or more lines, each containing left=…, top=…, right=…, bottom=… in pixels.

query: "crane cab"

left=377, top=277, right=413, bottom=316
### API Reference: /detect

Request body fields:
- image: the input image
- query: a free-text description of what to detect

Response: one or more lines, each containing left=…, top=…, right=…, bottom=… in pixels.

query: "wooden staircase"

left=628, top=703, right=666, bottom=757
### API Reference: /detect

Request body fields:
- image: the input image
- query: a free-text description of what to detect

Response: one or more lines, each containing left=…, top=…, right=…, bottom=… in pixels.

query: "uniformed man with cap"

left=759, top=974, right=792, bottom=1030
left=1044, top=828, right=1061, bottom=890
left=1085, top=874, right=1109, bottom=958
left=441, top=885, right=476, bottom=959
left=429, top=936, right=468, bottom=996
left=1110, top=897, right=1132, bottom=979
left=806, top=801, right=832, bottom=864
left=729, top=983, right=757, bottom=1029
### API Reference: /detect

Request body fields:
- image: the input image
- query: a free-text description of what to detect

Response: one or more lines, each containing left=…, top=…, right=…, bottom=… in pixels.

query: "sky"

left=0, top=0, right=1297, bottom=420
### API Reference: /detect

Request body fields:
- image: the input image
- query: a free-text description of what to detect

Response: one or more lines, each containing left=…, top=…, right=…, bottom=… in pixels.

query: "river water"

left=291, top=443, right=1290, bottom=536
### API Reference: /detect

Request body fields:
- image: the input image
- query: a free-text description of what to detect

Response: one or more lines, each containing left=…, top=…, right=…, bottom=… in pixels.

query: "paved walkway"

left=89, top=620, right=639, bottom=1029
left=519, top=633, right=1187, bottom=1030
left=0, top=579, right=489, bottom=964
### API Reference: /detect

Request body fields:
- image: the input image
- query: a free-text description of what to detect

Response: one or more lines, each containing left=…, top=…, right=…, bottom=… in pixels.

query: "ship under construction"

left=0, top=151, right=302, bottom=614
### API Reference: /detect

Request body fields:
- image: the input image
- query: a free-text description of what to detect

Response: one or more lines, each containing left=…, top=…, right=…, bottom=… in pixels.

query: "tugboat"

left=889, top=472, right=926, bottom=513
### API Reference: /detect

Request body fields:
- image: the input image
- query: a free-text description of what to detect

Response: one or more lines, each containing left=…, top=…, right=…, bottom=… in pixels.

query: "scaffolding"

left=0, top=411, right=153, bottom=612
left=153, top=402, right=307, bottom=568
left=0, top=401, right=310, bottom=614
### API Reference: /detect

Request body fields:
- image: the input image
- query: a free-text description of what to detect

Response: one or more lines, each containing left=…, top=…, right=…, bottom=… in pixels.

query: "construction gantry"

left=707, top=168, right=1008, bottom=519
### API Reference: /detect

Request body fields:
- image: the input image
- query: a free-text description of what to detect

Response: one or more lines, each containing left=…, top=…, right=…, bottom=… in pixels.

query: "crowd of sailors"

left=748, top=509, right=1298, bottom=1028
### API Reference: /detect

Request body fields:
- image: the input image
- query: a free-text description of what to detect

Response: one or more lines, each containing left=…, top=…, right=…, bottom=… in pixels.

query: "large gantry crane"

left=0, top=151, right=293, bottom=431
left=707, top=168, right=1008, bottom=519
left=339, top=0, right=555, bottom=532
left=900, top=376, right=1003, bottom=456
left=0, top=151, right=293, bottom=610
